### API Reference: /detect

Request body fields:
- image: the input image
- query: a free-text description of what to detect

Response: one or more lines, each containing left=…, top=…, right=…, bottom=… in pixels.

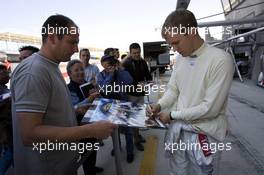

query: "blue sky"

left=0, top=0, right=224, bottom=51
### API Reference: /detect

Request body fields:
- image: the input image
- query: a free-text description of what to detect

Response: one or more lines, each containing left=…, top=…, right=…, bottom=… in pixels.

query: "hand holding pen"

left=146, top=104, right=161, bottom=118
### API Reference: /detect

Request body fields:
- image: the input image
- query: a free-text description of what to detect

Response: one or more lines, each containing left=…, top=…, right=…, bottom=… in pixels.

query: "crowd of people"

left=0, top=9, right=234, bottom=175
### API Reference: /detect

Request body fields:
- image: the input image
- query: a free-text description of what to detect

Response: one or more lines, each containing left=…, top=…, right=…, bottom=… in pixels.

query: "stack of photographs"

left=82, top=98, right=166, bottom=129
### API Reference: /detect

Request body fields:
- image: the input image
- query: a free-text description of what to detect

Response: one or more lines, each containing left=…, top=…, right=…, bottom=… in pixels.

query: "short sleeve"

left=12, top=73, right=51, bottom=113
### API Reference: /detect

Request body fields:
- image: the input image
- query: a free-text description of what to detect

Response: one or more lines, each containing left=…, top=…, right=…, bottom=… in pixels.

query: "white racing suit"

left=164, top=121, right=220, bottom=175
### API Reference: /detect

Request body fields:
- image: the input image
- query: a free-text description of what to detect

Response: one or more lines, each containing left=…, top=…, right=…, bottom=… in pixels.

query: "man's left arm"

left=171, top=56, right=234, bottom=121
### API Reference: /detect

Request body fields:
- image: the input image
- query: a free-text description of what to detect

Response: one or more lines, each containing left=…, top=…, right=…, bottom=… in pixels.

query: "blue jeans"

left=0, top=146, right=13, bottom=175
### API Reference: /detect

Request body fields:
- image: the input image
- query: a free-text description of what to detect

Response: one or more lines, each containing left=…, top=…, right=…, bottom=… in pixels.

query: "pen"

left=147, top=104, right=153, bottom=117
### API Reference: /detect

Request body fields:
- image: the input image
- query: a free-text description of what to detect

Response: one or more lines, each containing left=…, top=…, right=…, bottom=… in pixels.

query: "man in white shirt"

left=147, top=9, right=234, bottom=175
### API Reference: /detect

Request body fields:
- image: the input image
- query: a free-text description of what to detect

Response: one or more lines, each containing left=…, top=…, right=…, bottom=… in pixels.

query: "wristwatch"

left=169, top=112, right=174, bottom=120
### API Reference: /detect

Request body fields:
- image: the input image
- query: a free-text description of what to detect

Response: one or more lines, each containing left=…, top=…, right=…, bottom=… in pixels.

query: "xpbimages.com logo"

left=32, top=140, right=99, bottom=154
left=98, top=82, right=166, bottom=96
left=163, top=24, right=198, bottom=37
left=165, top=141, right=232, bottom=154
left=41, top=24, right=80, bottom=35
left=155, top=24, right=233, bottom=37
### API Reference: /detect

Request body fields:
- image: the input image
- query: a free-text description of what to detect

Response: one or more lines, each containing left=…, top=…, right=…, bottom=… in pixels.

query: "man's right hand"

left=86, top=121, right=118, bottom=139
left=146, top=104, right=161, bottom=118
